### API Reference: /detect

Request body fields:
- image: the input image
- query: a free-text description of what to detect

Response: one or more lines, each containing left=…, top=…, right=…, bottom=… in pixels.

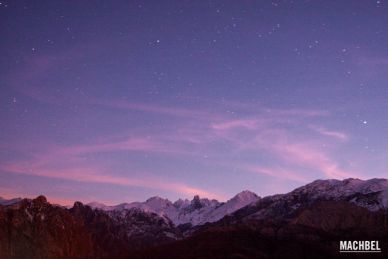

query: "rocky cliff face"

left=0, top=196, right=180, bottom=259
left=0, top=196, right=92, bottom=259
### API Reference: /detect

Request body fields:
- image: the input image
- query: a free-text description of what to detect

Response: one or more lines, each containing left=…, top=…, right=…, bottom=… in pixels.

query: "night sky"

left=1, top=0, right=388, bottom=205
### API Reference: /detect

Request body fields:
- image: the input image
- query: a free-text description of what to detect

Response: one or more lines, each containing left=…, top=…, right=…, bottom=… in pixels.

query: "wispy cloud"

left=2, top=163, right=224, bottom=201
left=209, top=113, right=358, bottom=180
left=269, top=140, right=355, bottom=179
left=211, top=118, right=263, bottom=130
left=309, top=126, right=349, bottom=141
left=245, top=165, right=308, bottom=183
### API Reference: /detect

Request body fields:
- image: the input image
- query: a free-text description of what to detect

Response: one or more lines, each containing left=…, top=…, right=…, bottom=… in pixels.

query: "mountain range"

left=87, top=190, right=259, bottom=226
left=1, top=178, right=388, bottom=258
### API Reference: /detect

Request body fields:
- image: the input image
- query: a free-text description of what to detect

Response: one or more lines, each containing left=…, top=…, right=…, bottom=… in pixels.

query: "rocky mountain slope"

left=137, top=200, right=388, bottom=259
left=216, top=178, right=388, bottom=226
left=87, top=190, right=259, bottom=226
left=1, top=178, right=388, bottom=258
left=0, top=196, right=92, bottom=259
left=0, top=196, right=180, bottom=258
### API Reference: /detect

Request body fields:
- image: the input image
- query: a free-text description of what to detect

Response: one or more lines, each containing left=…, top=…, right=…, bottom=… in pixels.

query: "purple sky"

left=1, top=1, right=388, bottom=205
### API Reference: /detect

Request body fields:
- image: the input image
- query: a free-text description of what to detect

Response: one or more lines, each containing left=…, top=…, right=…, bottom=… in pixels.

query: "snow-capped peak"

left=194, top=190, right=260, bottom=224
left=146, top=196, right=170, bottom=203
left=86, top=191, right=259, bottom=226
left=144, top=196, right=173, bottom=209
left=231, top=190, right=259, bottom=203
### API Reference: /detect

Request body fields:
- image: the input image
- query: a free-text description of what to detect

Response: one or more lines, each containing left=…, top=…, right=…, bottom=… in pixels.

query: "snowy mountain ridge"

left=87, top=191, right=260, bottom=226
left=235, top=178, right=388, bottom=222
left=87, top=178, right=388, bottom=226
left=289, top=178, right=388, bottom=210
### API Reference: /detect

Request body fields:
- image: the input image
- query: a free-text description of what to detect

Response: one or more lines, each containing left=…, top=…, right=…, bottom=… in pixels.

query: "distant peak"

left=33, top=195, right=47, bottom=205
left=191, top=195, right=203, bottom=209
left=235, top=190, right=258, bottom=197
left=230, top=190, right=259, bottom=203
left=173, top=198, right=190, bottom=209
left=73, top=201, right=84, bottom=208
left=146, top=196, right=170, bottom=202
left=343, top=178, right=363, bottom=184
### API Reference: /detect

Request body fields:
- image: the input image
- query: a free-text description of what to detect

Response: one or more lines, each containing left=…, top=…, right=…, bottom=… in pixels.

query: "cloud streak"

left=245, top=165, right=308, bottom=183
left=208, top=114, right=359, bottom=180
left=2, top=163, right=224, bottom=201
left=310, top=126, right=349, bottom=141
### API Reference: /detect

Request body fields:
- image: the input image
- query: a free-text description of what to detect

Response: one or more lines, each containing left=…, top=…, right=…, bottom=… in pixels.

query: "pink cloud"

left=210, top=108, right=329, bottom=133
left=2, top=162, right=225, bottom=202
left=209, top=115, right=357, bottom=180
left=245, top=165, right=308, bottom=183
left=310, top=126, right=349, bottom=141
left=256, top=134, right=357, bottom=179
left=211, top=118, right=262, bottom=130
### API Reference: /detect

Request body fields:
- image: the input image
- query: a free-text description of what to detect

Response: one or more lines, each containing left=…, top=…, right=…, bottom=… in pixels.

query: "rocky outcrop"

left=0, top=196, right=180, bottom=259
left=0, top=196, right=92, bottom=259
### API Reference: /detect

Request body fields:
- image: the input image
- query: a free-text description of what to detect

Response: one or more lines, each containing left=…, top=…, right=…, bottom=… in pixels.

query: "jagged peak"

left=233, top=190, right=259, bottom=200
left=173, top=198, right=190, bottom=208
left=146, top=196, right=172, bottom=204
left=192, top=195, right=200, bottom=201
left=144, top=196, right=173, bottom=210
left=146, top=196, right=169, bottom=202
left=73, top=201, right=84, bottom=208
left=32, top=195, right=47, bottom=205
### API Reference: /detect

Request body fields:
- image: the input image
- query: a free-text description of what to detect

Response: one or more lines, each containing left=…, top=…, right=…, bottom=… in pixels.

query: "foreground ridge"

left=1, top=178, right=388, bottom=258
